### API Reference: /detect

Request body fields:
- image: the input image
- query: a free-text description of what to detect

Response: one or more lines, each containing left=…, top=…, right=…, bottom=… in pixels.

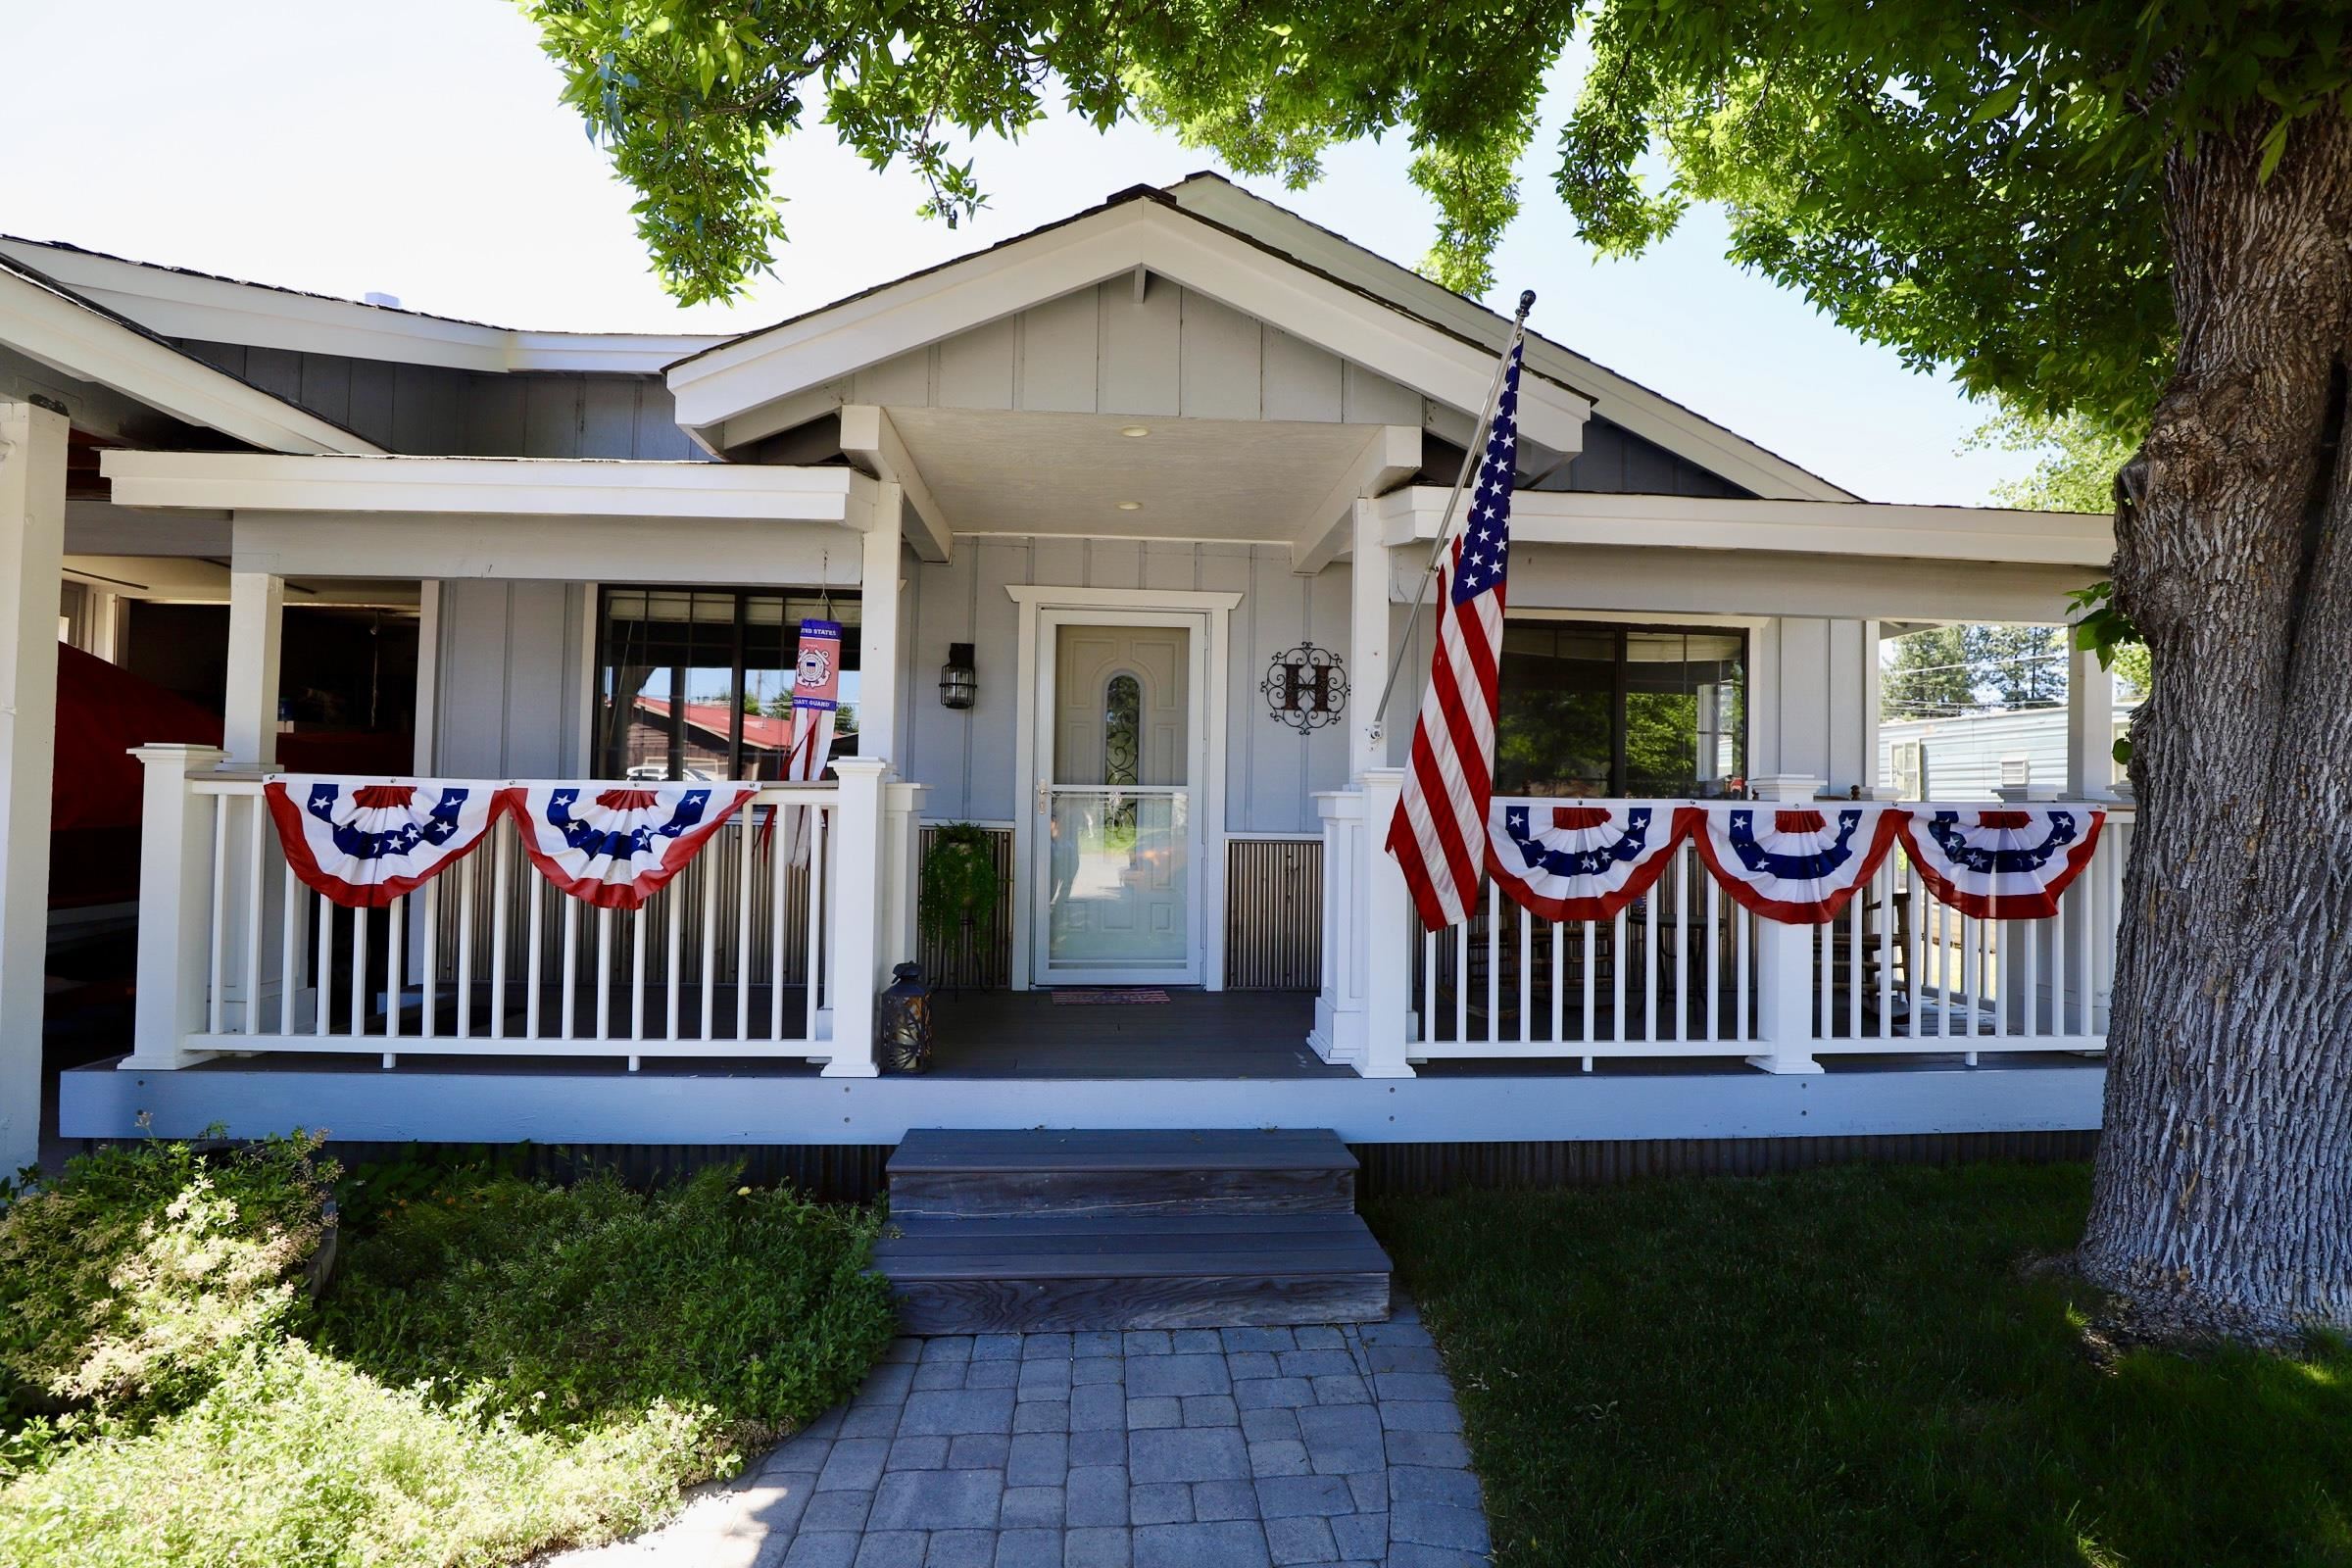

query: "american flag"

left=1385, top=334, right=1526, bottom=928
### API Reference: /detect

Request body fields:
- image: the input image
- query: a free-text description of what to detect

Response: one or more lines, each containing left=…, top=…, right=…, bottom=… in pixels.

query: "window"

left=1891, top=741, right=1925, bottom=800
left=1494, top=622, right=1747, bottom=798
left=1102, top=673, right=1141, bottom=788
left=595, top=587, right=860, bottom=781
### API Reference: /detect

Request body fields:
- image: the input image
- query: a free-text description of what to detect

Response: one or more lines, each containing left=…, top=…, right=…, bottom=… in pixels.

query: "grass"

left=0, top=1139, right=895, bottom=1568
left=1369, top=1161, right=2352, bottom=1568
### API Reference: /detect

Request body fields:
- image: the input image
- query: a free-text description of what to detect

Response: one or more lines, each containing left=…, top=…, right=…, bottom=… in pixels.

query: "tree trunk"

left=2080, top=110, right=2352, bottom=1339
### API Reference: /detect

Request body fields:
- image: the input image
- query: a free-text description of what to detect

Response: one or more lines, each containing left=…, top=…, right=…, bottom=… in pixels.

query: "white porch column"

left=223, top=569, right=284, bottom=769
left=1348, top=500, right=1392, bottom=781
left=2066, top=640, right=2116, bottom=798
left=822, top=757, right=888, bottom=1077
left=0, top=403, right=66, bottom=1170
left=1745, top=773, right=1828, bottom=1075
left=1308, top=789, right=1368, bottom=1068
left=879, top=780, right=926, bottom=975
left=858, top=484, right=904, bottom=775
left=1356, top=766, right=1417, bottom=1079
left=124, top=745, right=229, bottom=1070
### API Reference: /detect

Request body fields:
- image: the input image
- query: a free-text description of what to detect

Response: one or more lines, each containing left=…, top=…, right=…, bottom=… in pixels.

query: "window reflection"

left=1495, top=622, right=1746, bottom=797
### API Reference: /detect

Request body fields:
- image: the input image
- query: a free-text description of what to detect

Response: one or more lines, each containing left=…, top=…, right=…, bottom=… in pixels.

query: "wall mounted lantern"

left=939, top=643, right=977, bottom=710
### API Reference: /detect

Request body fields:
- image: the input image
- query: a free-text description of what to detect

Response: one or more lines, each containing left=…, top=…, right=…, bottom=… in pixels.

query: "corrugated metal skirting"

left=916, top=826, right=1015, bottom=990
left=1225, top=839, right=1321, bottom=990
left=1350, top=1130, right=2099, bottom=1197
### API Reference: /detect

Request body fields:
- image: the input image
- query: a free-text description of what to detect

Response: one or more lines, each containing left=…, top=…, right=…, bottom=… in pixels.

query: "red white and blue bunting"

left=1894, top=806, right=2105, bottom=920
left=502, top=783, right=757, bottom=910
left=1485, top=801, right=1689, bottom=923
left=264, top=777, right=501, bottom=908
left=1685, top=804, right=1904, bottom=924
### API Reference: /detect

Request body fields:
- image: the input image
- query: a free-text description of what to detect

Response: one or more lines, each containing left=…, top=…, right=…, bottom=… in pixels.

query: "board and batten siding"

left=429, top=579, right=591, bottom=777
left=832, top=280, right=1426, bottom=427
left=899, top=536, right=1349, bottom=835
left=168, top=338, right=701, bottom=461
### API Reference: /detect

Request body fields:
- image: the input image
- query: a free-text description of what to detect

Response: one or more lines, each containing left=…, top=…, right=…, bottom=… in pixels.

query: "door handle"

left=1035, top=781, right=1050, bottom=815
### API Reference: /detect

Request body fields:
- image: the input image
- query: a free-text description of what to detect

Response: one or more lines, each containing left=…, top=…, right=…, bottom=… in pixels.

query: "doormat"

left=1050, top=988, right=1172, bottom=1005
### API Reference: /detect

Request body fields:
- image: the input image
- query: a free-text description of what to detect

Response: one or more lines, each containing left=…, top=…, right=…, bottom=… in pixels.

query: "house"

left=1880, top=699, right=2139, bottom=801
left=0, top=176, right=2131, bottom=1178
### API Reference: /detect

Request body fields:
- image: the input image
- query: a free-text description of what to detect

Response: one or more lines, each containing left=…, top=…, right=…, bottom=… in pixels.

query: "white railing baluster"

left=207, top=804, right=228, bottom=1037
left=595, top=905, right=613, bottom=1042
left=1611, top=906, right=1627, bottom=1046
left=1904, top=858, right=1924, bottom=1039
left=279, top=858, right=300, bottom=1037
left=315, top=891, right=333, bottom=1040
left=631, top=900, right=648, bottom=1058
left=666, top=872, right=683, bottom=1041
left=1516, top=896, right=1533, bottom=1047
left=1877, top=858, right=1893, bottom=1040
left=1419, top=927, right=1436, bottom=1045
left=1705, top=865, right=1721, bottom=1044
left=1484, top=881, right=1500, bottom=1046
left=525, top=871, right=545, bottom=1041
left=489, top=829, right=510, bottom=1040
left=805, top=806, right=826, bottom=1042
left=456, top=843, right=475, bottom=1040
left=1642, top=880, right=1658, bottom=1044
left=769, top=811, right=788, bottom=1042
left=1846, top=887, right=1862, bottom=1044
left=699, top=834, right=719, bottom=1041
left=560, top=896, right=579, bottom=1040
left=2052, top=867, right=2071, bottom=1035
left=241, top=795, right=265, bottom=1037
left=1733, top=904, right=1749, bottom=1044
left=735, top=817, right=755, bottom=1046
left=383, top=892, right=403, bottom=1067
left=1548, top=916, right=1565, bottom=1049
left=420, top=878, right=438, bottom=1040
left=350, top=890, right=368, bottom=1040
left=1452, top=919, right=1469, bottom=1046
left=1672, top=850, right=1688, bottom=1044
left=1580, top=918, right=1596, bottom=1067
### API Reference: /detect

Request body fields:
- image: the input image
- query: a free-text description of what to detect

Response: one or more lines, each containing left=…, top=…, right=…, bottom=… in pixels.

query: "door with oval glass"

left=1033, top=615, right=1203, bottom=985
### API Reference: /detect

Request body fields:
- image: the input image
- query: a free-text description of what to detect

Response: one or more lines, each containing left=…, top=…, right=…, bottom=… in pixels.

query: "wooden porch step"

left=876, top=1129, right=1391, bottom=1332
left=888, top=1128, right=1357, bottom=1219
left=872, top=1212, right=1392, bottom=1333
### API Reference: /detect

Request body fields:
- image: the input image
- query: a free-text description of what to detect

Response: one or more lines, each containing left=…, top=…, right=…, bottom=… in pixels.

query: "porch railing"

left=124, top=747, right=920, bottom=1075
left=1313, top=769, right=2132, bottom=1077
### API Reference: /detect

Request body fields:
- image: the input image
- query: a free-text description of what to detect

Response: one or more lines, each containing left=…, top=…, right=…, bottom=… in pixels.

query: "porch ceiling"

left=885, top=406, right=1387, bottom=546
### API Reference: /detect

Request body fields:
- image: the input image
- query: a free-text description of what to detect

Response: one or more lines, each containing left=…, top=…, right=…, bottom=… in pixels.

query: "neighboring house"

left=1880, top=700, right=2140, bottom=801
left=0, top=176, right=2131, bottom=1174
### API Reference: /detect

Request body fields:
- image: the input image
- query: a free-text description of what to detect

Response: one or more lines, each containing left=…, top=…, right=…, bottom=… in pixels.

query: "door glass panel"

left=1045, top=790, right=1189, bottom=970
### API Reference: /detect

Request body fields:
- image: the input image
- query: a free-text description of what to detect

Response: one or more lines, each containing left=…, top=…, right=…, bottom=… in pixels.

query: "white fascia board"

left=667, top=203, right=1592, bottom=454
left=0, top=267, right=379, bottom=455
left=1167, top=177, right=1856, bottom=503
left=101, top=450, right=861, bottom=524
left=0, top=240, right=722, bottom=374
left=1374, top=486, right=2114, bottom=567
left=1292, top=423, right=1422, bottom=573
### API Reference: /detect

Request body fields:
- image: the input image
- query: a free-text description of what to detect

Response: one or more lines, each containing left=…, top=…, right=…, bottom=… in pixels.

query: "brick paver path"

left=548, top=1302, right=1490, bottom=1568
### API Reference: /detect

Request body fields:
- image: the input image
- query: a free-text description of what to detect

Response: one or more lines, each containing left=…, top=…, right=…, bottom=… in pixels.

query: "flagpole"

left=1366, top=289, right=1537, bottom=748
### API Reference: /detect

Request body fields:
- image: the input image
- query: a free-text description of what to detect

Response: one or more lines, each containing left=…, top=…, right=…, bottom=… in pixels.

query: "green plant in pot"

left=918, top=823, right=1002, bottom=990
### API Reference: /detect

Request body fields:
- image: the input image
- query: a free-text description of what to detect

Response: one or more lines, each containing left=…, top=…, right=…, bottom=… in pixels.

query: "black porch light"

left=879, top=962, right=934, bottom=1073
left=939, top=642, right=978, bottom=710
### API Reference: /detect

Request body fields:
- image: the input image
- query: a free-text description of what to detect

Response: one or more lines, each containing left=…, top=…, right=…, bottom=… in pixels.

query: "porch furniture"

left=873, top=1129, right=1391, bottom=1332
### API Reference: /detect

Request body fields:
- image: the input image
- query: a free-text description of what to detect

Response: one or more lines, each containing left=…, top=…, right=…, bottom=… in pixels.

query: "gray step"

left=889, top=1128, right=1357, bottom=1219
left=873, top=1212, right=1392, bottom=1333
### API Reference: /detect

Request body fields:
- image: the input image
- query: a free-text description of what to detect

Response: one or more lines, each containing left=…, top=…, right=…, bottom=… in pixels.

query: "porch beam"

left=0, top=402, right=67, bottom=1172
left=1291, top=424, right=1420, bottom=575
left=840, top=404, right=953, bottom=564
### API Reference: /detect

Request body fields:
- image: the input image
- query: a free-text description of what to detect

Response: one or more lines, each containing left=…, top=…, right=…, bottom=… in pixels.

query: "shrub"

left=315, top=1164, right=894, bottom=1448
left=0, top=1341, right=716, bottom=1568
left=0, top=1133, right=334, bottom=1424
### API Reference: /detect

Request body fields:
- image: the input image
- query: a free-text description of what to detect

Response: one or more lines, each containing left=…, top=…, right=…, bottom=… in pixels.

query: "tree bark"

left=2080, top=109, right=2352, bottom=1339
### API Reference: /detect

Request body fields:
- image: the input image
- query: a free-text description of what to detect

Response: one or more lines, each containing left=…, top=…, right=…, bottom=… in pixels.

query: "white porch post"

left=223, top=569, right=284, bottom=769
left=1348, top=500, right=1392, bottom=781
left=124, top=745, right=229, bottom=1070
left=858, top=484, right=904, bottom=775
left=1745, top=773, right=1828, bottom=1075
left=1355, top=766, right=1416, bottom=1079
left=880, top=780, right=926, bottom=974
left=1307, top=789, right=1367, bottom=1068
left=0, top=403, right=67, bottom=1169
left=2066, top=640, right=2116, bottom=799
left=822, top=757, right=887, bottom=1077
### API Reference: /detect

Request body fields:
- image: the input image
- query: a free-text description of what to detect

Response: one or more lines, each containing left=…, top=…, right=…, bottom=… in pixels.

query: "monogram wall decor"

left=1262, top=643, right=1348, bottom=731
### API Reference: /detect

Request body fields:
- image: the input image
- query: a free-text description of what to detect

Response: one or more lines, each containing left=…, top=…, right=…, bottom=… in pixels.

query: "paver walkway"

left=548, top=1302, right=1490, bottom=1568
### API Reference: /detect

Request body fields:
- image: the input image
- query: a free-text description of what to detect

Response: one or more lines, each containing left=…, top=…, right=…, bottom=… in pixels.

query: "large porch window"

left=594, top=586, right=861, bottom=781
left=1494, top=621, right=1746, bottom=798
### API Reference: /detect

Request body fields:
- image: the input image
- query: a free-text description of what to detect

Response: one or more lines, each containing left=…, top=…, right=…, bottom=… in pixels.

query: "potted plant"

left=918, top=823, right=1003, bottom=990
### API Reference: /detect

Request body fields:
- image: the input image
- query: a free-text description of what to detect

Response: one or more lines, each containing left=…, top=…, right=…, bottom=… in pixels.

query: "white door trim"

left=1007, top=585, right=1241, bottom=991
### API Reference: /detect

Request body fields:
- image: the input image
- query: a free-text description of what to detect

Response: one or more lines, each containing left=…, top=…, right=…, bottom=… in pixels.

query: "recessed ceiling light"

left=1117, top=501, right=1144, bottom=511
left=1119, top=425, right=1151, bottom=438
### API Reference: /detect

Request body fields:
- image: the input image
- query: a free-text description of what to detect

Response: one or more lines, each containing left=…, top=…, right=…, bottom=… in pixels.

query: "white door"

left=1032, top=616, right=1203, bottom=985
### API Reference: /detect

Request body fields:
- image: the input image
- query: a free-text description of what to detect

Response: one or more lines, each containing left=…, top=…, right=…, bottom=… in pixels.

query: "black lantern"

left=878, top=962, right=934, bottom=1073
left=939, top=643, right=977, bottom=710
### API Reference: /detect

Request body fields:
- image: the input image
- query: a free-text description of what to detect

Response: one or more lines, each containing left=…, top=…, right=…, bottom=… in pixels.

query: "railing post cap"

left=128, top=743, right=230, bottom=764
left=1747, top=773, right=1825, bottom=802
left=832, top=757, right=889, bottom=776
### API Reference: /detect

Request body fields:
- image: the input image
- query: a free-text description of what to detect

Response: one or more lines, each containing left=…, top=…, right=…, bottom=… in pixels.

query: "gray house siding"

left=430, top=579, right=589, bottom=777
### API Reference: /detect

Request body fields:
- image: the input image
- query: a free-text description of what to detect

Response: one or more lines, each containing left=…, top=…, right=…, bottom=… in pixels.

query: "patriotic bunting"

left=264, top=777, right=500, bottom=908
left=1894, top=806, right=2105, bottom=919
left=502, top=783, right=757, bottom=909
left=1486, top=800, right=1690, bottom=923
left=1685, top=804, right=1903, bottom=924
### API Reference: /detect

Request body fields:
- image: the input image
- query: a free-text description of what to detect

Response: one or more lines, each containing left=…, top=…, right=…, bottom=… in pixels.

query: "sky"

left=0, top=0, right=2039, bottom=505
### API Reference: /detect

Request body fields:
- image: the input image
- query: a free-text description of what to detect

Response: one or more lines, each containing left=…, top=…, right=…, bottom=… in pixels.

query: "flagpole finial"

left=1515, top=289, right=1536, bottom=321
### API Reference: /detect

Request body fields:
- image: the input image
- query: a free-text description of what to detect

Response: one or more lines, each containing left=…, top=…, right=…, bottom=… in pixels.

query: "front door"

left=1032, top=616, right=1203, bottom=986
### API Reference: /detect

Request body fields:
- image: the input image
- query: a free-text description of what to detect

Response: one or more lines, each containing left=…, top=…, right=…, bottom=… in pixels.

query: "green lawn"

left=1371, top=1162, right=2352, bottom=1568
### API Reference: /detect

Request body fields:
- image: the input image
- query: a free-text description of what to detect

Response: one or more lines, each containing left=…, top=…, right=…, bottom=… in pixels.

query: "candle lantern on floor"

left=879, top=962, right=934, bottom=1073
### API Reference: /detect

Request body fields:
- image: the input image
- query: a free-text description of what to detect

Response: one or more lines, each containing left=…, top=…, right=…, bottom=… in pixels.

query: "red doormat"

left=1050, top=988, right=1172, bottom=1005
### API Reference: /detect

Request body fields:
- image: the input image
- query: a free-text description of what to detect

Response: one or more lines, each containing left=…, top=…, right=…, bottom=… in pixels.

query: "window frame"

left=592, top=584, right=859, bottom=782
left=1494, top=618, right=1750, bottom=799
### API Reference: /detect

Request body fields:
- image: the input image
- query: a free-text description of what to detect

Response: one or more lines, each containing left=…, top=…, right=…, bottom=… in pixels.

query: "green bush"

left=0, top=1132, right=335, bottom=1424
left=0, top=1341, right=715, bottom=1568
left=315, top=1164, right=895, bottom=1448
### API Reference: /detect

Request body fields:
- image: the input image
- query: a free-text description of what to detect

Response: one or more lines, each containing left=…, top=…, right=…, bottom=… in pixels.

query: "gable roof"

left=1166, top=174, right=1851, bottom=502
left=663, top=183, right=1597, bottom=457
left=0, top=249, right=380, bottom=455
